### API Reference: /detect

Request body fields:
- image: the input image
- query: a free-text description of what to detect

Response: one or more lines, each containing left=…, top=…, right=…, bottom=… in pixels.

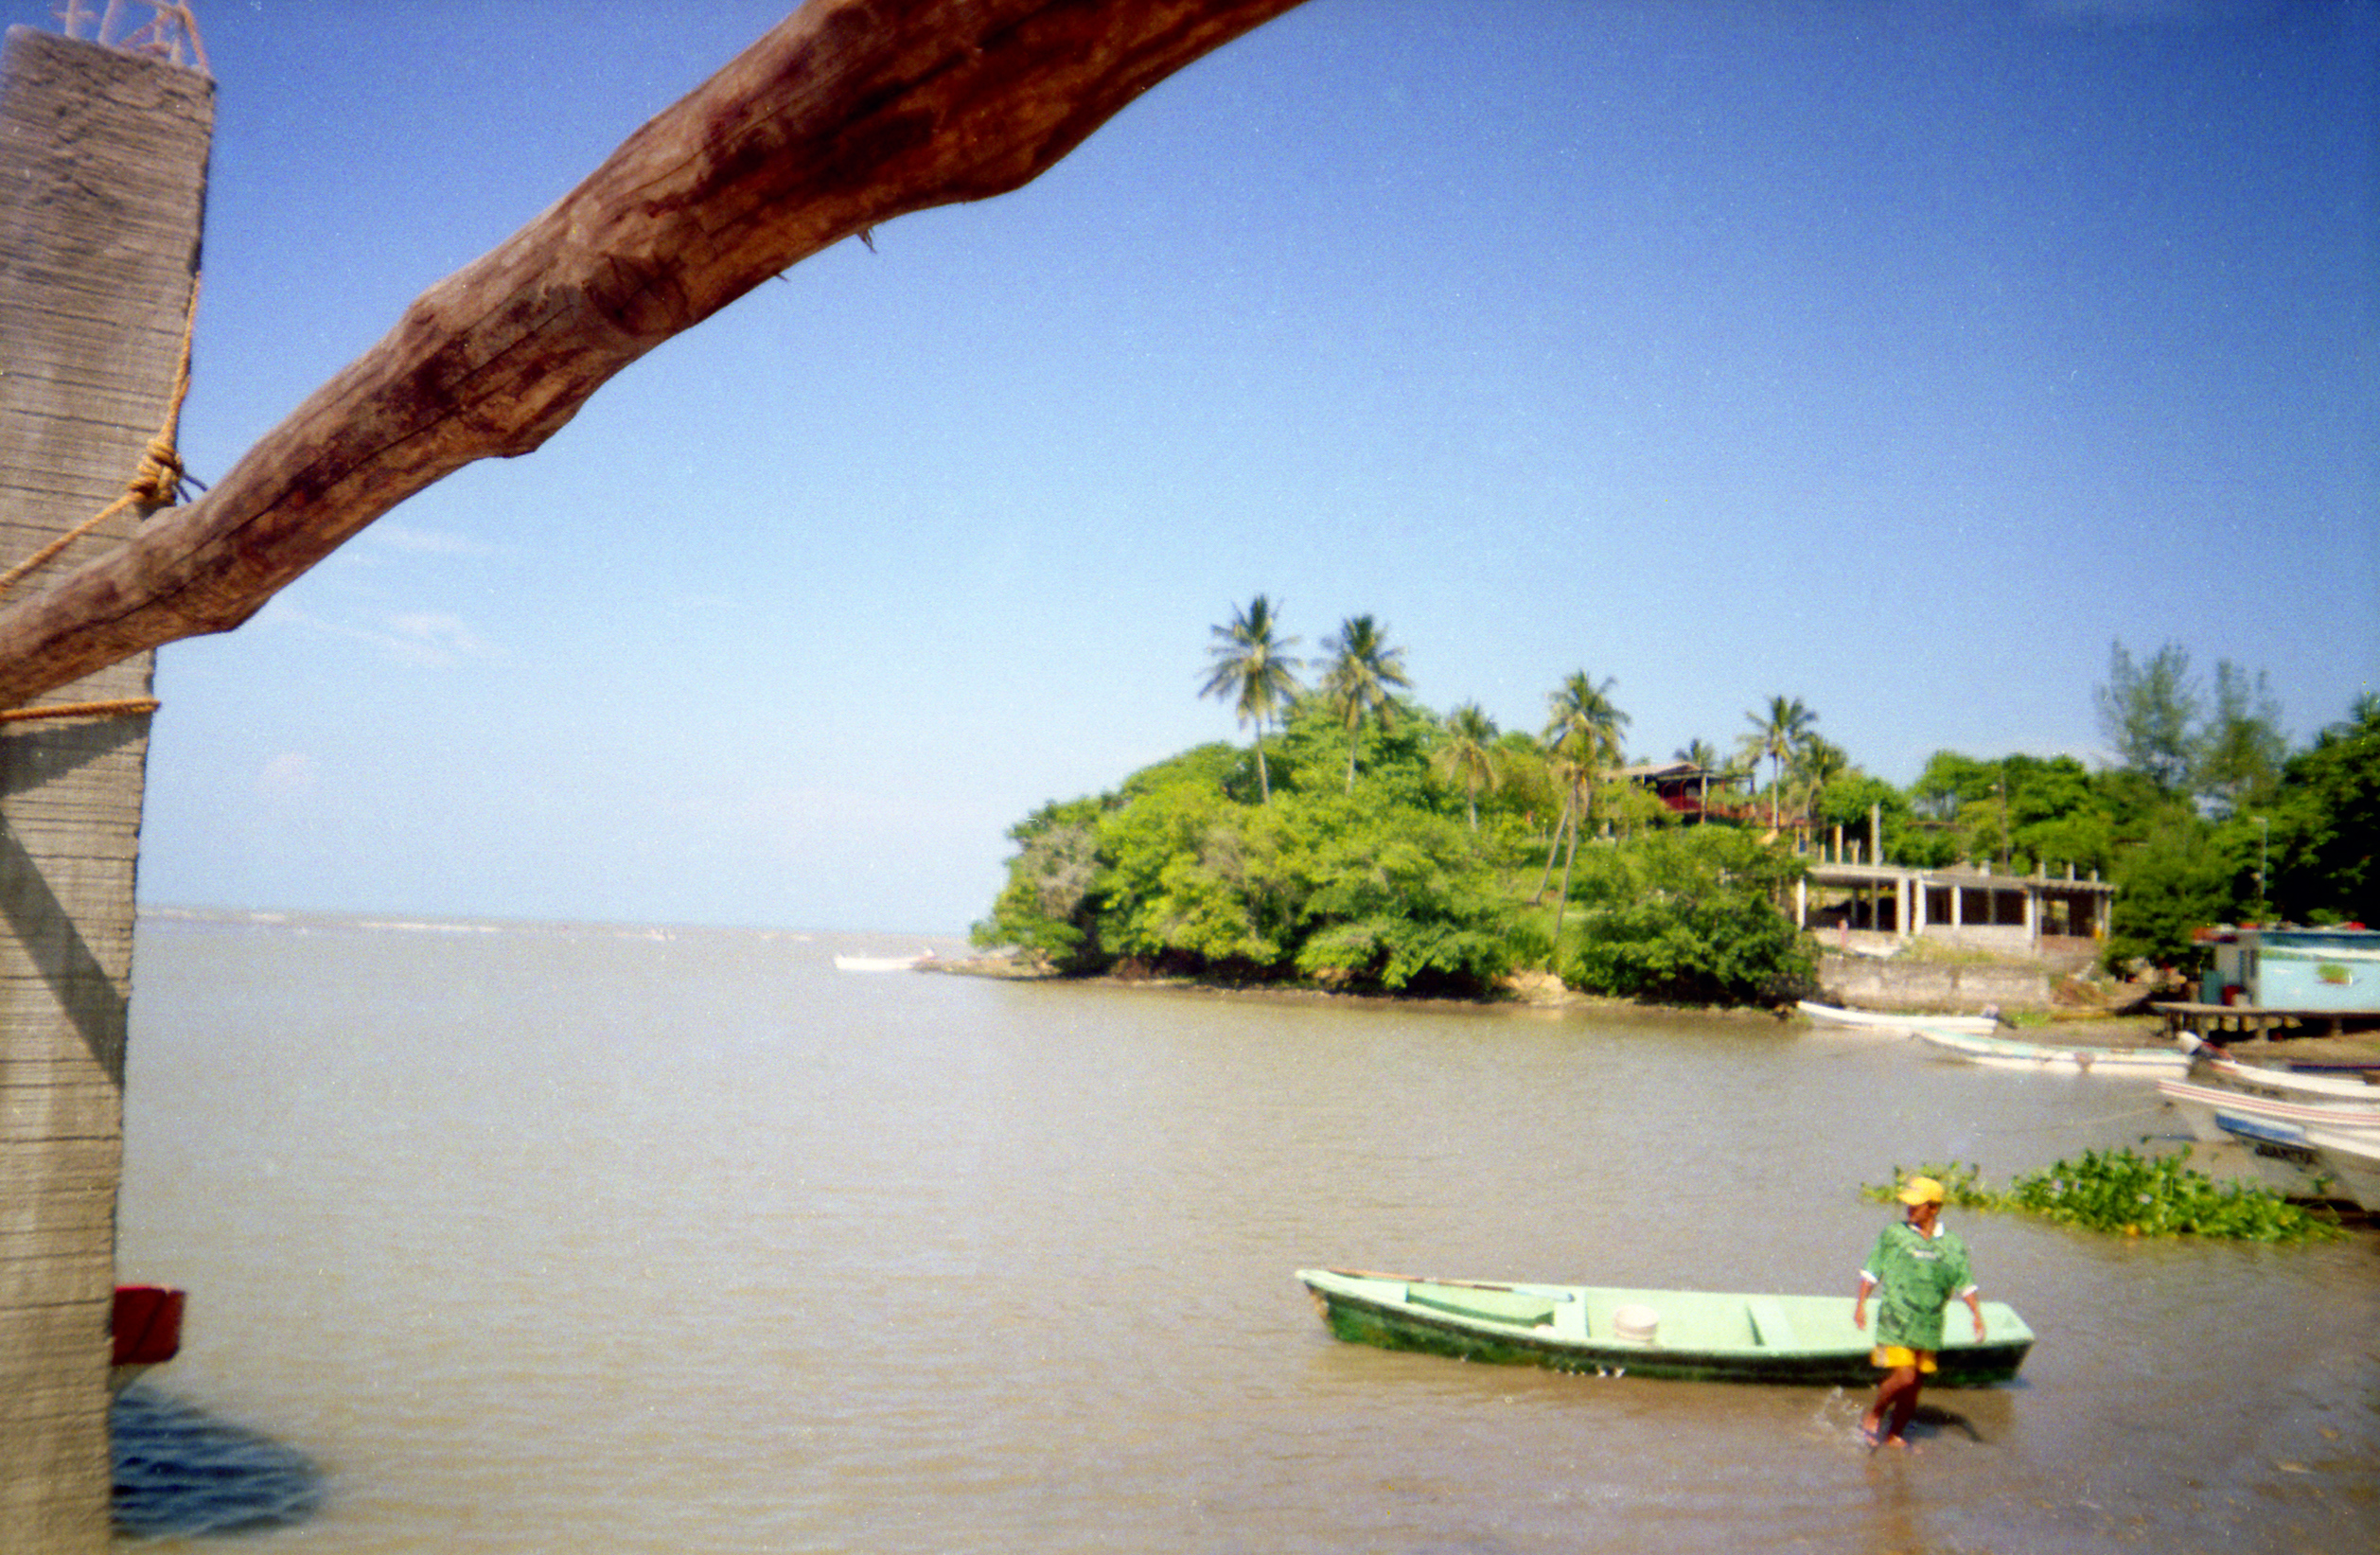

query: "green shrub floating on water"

left=1867, top=1154, right=2343, bottom=1244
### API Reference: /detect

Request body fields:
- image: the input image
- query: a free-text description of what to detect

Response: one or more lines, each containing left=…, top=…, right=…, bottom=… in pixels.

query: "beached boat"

left=2301, top=1128, right=2380, bottom=1210
left=2179, top=1038, right=2380, bottom=1102
left=111, top=1284, right=185, bottom=1393
left=832, top=952, right=929, bottom=972
left=1295, top=1267, right=2034, bottom=1387
left=2157, top=1074, right=2380, bottom=1150
left=2210, top=1113, right=2380, bottom=1208
left=1910, top=1023, right=2191, bottom=1076
left=1797, top=1000, right=1999, bottom=1037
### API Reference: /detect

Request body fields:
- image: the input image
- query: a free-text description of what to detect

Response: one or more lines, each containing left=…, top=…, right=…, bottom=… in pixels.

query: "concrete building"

left=1795, top=859, right=2116, bottom=964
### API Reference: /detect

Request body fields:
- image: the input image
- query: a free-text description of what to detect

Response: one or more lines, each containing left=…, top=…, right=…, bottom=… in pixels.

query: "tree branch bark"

left=0, top=0, right=1305, bottom=708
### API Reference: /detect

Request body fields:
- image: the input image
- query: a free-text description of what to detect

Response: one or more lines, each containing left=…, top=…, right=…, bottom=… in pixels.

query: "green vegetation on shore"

left=973, top=609, right=2380, bottom=1003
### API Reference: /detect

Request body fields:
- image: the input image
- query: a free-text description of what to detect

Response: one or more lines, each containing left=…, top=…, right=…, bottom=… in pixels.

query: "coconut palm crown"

left=1743, top=694, right=1818, bottom=829
left=1432, top=702, right=1503, bottom=830
left=1199, top=594, right=1304, bottom=803
left=1538, top=670, right=1631, bottom=939
left=1319, top=614, right=1414, bottom=795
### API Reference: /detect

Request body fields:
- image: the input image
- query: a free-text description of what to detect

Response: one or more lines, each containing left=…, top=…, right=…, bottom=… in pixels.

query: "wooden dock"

left=2153, top=1001, right=2380, bottom=1044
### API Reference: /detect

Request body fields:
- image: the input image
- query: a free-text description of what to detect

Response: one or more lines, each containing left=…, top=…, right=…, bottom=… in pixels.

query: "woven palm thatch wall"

left=0, top=27, right=210, bottom=1554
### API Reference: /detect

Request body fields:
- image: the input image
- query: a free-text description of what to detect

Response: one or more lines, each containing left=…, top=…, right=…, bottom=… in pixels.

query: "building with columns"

left=1795, top=859, right=2116, bottom=963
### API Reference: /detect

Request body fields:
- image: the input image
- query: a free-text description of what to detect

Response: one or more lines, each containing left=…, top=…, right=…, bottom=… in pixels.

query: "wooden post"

left=0, top=27, right=211, bottom=1554
left=0, top=6, right=1310, bottom=1545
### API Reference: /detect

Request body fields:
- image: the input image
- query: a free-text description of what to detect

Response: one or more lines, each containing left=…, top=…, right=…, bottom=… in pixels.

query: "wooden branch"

left=0, top=0, right=1305, bottom=708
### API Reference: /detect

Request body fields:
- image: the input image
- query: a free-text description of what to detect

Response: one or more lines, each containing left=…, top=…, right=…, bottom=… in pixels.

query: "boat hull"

left=2194, top=1049, right=2380, bottom=1102
left=1296, top=1269, right=2033, bottom=1388
left=1798, top=1001, right=1998, bottom=1037
left=1912, top=1024, right=2189, bottom=1076
left=2303, top=1128, right=2380, bottom=1210
left=2158, top=1075, right=2380, bottom=1147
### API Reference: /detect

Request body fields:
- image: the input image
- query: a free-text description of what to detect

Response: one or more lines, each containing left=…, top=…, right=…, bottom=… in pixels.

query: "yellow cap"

left=1897, top=1175, right=1947, bottom=1206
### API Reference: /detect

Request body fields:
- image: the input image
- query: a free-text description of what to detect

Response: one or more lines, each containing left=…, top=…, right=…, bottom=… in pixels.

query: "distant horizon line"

left=135, top=903, right=968, bottom=941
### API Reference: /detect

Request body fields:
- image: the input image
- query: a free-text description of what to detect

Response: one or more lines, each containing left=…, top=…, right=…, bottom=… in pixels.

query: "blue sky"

left=11, top=0, right=2373, bottom=933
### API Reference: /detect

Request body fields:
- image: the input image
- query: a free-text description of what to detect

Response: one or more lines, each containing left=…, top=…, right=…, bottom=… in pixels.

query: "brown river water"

left=116, top=911, right=2377, bottom=1552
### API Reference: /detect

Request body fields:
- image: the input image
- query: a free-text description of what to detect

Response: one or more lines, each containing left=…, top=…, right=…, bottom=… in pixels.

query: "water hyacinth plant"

left=1866, top=1154, right=2343, bottom=1244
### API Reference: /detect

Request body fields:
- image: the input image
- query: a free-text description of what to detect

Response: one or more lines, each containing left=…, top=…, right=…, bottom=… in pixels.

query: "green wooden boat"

left=1296, top=1267, right=2035, bottom=1387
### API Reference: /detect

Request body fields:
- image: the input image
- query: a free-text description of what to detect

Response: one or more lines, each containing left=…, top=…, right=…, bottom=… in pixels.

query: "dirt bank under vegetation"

left=926, top=955, right=1798, bottom=1025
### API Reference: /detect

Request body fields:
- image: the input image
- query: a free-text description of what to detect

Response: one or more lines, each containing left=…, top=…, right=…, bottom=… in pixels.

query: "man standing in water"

left=1853, top=1175, right=1985, bottom=1450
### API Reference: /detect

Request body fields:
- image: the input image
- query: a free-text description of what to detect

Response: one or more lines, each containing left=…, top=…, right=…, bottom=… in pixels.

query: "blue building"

left=2200, top=926, right=2380, bottom=1013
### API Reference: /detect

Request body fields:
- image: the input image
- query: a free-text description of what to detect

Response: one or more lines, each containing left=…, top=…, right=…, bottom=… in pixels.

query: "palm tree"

left=1318, top=614, right=1413, bottom=795
left=1675, top=737, right=1719, bottom=822
left=1431, top=702, right=1502, bottom=831
left=1742, top=694, right=1817, bottom=831
left=1199, top=595, right=1303, bottom=803
left=1788, top=733, right=1851, bottom=835
left=1536, top=671, right=1630, bottom=941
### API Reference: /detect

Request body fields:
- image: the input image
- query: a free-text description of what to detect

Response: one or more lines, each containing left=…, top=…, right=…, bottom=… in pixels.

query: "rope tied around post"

left=0, top=696, right=161, bottom=724
left=0, top=272, right=203, bottom=598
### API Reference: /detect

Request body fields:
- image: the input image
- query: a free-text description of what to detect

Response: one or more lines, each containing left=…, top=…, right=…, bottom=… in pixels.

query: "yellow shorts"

left=1872, top=1346, right=1938, bottom=1373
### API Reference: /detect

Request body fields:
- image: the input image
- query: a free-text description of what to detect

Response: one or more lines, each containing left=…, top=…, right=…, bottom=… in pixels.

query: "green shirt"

left=1863, top=1220, right=1975, bottom=1352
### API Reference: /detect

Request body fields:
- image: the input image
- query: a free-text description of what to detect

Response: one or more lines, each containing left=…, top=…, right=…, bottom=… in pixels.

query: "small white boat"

left=2212, top=1113, right=2380, bottom=1207
left=832, top=951, right=932, bottom=973
left=1797, top=1000, right=1999, bottom=1036
left=1912, top=1023, right=2191, bottom=1076
left=2302, top=1128, right=2380, bottom=1210
left=2179, top=1037, right=2380, bottom=1103
left=2157, top=1075, right=2380, bottom=1148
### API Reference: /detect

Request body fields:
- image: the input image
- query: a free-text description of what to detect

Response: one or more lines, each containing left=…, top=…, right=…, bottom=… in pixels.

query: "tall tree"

left=1742, top=695, right=1817, bottom=830
left=1431, top=702, right=1502, bottom=831
left=1199, top=594, right=1302, bottom=803
left=2094, top=640, right=2198, bottom=794
left=2266, top=693, right=2380, bottom=927
left=1539, top=671, right=1630, bottom=941
left=1318, top=614, right=1413, bottom=795
left=1788, top=733, right=1852, bottom=833
left=2196, top=659, right=2287, bottom=813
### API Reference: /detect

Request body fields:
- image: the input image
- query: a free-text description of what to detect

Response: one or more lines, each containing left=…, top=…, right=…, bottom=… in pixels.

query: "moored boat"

left=1295, top=1267, right=2034, bottom=1387
left=1910, top=1023, right=2191, bottom=1076
left=2156, top=1074, right=2380, bottom=1149
left=1797, top=1000, right=1999, bottom=1037
left=2301, top=1127, right=2380, bottom=1210
left=2179, top=1037, right=2380, bottom=1102
left=2210, top=1113, right=2380, bottom=1208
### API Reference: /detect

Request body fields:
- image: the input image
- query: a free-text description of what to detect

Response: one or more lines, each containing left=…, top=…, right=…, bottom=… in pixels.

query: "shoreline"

left=920, top=954, right=2179, bottom=1036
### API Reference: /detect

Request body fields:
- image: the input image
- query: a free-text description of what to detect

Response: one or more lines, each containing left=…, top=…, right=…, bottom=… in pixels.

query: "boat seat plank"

left=1406, top=1284, right=1558, bottom=1327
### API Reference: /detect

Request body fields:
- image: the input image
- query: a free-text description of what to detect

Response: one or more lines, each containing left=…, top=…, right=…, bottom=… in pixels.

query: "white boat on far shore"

left=1796, top=1000, right=1999, bottom=1037
left=833, top=951, right=936, bottom=973
left=1912, top=1022, right=2191, bottom=1076
left=2178, top=1035, right=2380, bottom=1101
